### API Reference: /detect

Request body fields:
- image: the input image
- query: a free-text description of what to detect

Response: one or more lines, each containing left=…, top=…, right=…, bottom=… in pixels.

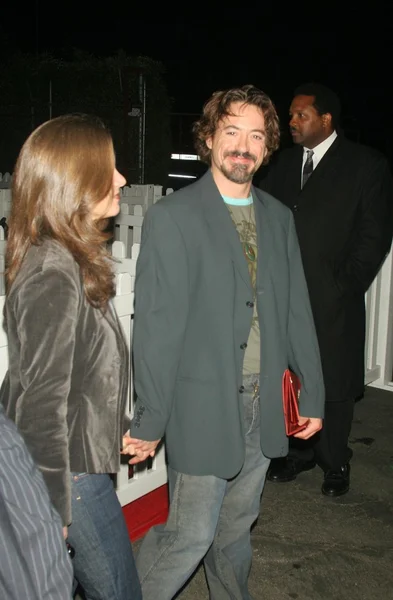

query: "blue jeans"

left=136, top=375, right=270, bottom=600
left=67, top=473, right=142, bottom=600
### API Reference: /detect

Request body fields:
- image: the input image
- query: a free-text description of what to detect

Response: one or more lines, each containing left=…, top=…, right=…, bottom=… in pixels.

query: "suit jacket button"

left=246, top=301, right=254, bottom=307
left=240, top=343, right=247, bottom=350
left=239, top=386, right=245, bottom=393
left=293, top=204, right=299, bottom=212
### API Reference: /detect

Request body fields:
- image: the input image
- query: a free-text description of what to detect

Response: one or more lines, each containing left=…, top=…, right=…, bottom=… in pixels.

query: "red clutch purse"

left=282, top=369, right=307, bottom=436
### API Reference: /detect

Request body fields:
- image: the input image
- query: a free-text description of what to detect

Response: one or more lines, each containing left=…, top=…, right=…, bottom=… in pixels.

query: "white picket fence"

left=110, top=183, right=171, bottom=503
left=0, top=172, right=12, bottom=189
left=1, top=182, right=393, bottom=508
left=111, top=238, right=168, bottom=505
left=365, top=248, right=393, bottom=391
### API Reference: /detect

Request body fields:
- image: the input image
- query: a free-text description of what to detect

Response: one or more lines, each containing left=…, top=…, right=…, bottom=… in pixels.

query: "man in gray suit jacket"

left=129, top=85, right=325, bottom=600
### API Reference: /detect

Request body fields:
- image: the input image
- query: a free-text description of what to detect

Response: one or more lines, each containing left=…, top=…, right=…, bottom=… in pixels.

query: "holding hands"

left=121, top=434, right=161, bottom=465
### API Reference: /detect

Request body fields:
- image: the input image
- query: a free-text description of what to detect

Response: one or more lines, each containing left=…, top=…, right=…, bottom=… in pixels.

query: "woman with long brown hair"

left=0, top=114, right=142, bottom=599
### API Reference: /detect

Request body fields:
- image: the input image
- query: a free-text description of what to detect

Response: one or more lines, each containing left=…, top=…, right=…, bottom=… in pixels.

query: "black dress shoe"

left=267, top=457, right=316, bottom=483
left=321, top=463, right=350, bottom=497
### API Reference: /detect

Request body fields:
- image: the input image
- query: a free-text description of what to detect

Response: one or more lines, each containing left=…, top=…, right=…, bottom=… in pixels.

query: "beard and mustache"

left=220, top=150, right=258, bottom=184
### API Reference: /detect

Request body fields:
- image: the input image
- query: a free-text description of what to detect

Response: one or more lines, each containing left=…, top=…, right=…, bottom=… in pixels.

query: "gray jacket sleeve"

left=131, top=203, right=189, bottom=440
left=12, top=268, right=79, bottom=525
left=286, top=212, right=325, bottom=419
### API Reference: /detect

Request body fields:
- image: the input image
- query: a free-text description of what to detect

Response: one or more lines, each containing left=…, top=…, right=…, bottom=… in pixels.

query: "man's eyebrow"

left=222, top=125, right=266, bottom=135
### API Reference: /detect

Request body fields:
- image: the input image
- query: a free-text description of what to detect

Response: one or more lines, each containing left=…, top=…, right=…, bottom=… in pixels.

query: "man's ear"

left=322, top=112, right=333, bottom=129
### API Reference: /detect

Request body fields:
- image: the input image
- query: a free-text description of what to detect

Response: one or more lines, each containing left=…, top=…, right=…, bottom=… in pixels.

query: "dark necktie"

left=301, top=150, right=314, bottom=188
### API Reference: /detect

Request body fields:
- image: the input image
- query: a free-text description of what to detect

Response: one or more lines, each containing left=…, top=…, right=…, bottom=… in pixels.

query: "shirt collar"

left=304, top=130, right=338, bottom=164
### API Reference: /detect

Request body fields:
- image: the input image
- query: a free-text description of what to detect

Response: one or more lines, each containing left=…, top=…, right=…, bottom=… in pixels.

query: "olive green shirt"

left=225, top=200, right=260, bottom=376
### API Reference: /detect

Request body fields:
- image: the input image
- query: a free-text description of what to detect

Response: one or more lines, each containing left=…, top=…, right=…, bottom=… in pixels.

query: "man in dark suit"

left=260, top=82, right=393, bottom=497
left=128, top=85, right=324, bottom=600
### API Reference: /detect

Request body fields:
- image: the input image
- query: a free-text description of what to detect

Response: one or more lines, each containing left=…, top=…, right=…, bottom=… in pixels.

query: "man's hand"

left=293, top=417, right=322, bottom=440
left=121, top=434, right=161, bottom=465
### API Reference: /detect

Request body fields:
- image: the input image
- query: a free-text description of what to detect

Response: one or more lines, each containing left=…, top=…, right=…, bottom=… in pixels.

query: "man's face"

left=206, top=102, right=267, bottom=185
left=289, top=95, right=331, bottom=149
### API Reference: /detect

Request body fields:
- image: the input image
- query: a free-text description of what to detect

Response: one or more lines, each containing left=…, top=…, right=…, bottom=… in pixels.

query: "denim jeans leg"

left=204, top=378, right=270, bottom=600
left=66, top=473, right=142, bottom=600
left=136, top=467, right=227, bottom=600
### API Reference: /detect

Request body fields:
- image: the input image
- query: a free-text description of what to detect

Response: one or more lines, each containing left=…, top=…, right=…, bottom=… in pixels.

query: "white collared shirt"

left=301, top=130, right=338, bottom=183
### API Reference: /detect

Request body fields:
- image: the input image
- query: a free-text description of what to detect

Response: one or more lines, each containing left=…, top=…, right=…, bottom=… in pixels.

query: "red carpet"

left=122, top=484, right=169, bottom=541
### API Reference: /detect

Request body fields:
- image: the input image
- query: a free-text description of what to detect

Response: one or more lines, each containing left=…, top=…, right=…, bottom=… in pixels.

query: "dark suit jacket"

left=131, top=171, right=324, bottom=478
left=0, top=239, right=130, bottom=524
left=260, top=136, right=393, bottom=402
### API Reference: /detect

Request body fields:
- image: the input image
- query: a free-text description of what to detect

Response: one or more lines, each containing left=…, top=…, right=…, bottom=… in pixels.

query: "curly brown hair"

left=6, top=114, right=116, bottom=309
left=193, top=84, right=280, bottom=166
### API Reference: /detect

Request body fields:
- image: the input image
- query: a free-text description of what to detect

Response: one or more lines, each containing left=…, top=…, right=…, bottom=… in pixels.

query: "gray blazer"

left=0, top=239, right=129, bottom=525
left=131, top=171, right=325, bottom=478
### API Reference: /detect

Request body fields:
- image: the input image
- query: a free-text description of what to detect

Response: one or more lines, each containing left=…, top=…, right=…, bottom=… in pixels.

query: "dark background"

left=1, top=3, right=392, bottom=185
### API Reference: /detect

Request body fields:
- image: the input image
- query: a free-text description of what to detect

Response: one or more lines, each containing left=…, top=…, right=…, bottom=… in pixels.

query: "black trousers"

left=288, top=397, right=355, bottom=471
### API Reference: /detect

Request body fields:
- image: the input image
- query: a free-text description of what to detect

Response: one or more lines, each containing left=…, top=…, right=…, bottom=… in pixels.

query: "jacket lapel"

left=252, top=186, right=273, bottom=287
left=287, top=148, right=303, bottom=195
left=103, top=302, right=128, bottom=368
left=103, top=302, right=129, bottom=411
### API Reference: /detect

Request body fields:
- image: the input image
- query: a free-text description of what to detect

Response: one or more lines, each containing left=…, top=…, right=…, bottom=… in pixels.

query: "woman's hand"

left=121, top=433, right=161, bottom=464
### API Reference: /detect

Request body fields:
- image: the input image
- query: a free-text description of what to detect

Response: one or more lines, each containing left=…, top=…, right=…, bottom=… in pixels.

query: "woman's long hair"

left=6, top=114, right=117, bottom=309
